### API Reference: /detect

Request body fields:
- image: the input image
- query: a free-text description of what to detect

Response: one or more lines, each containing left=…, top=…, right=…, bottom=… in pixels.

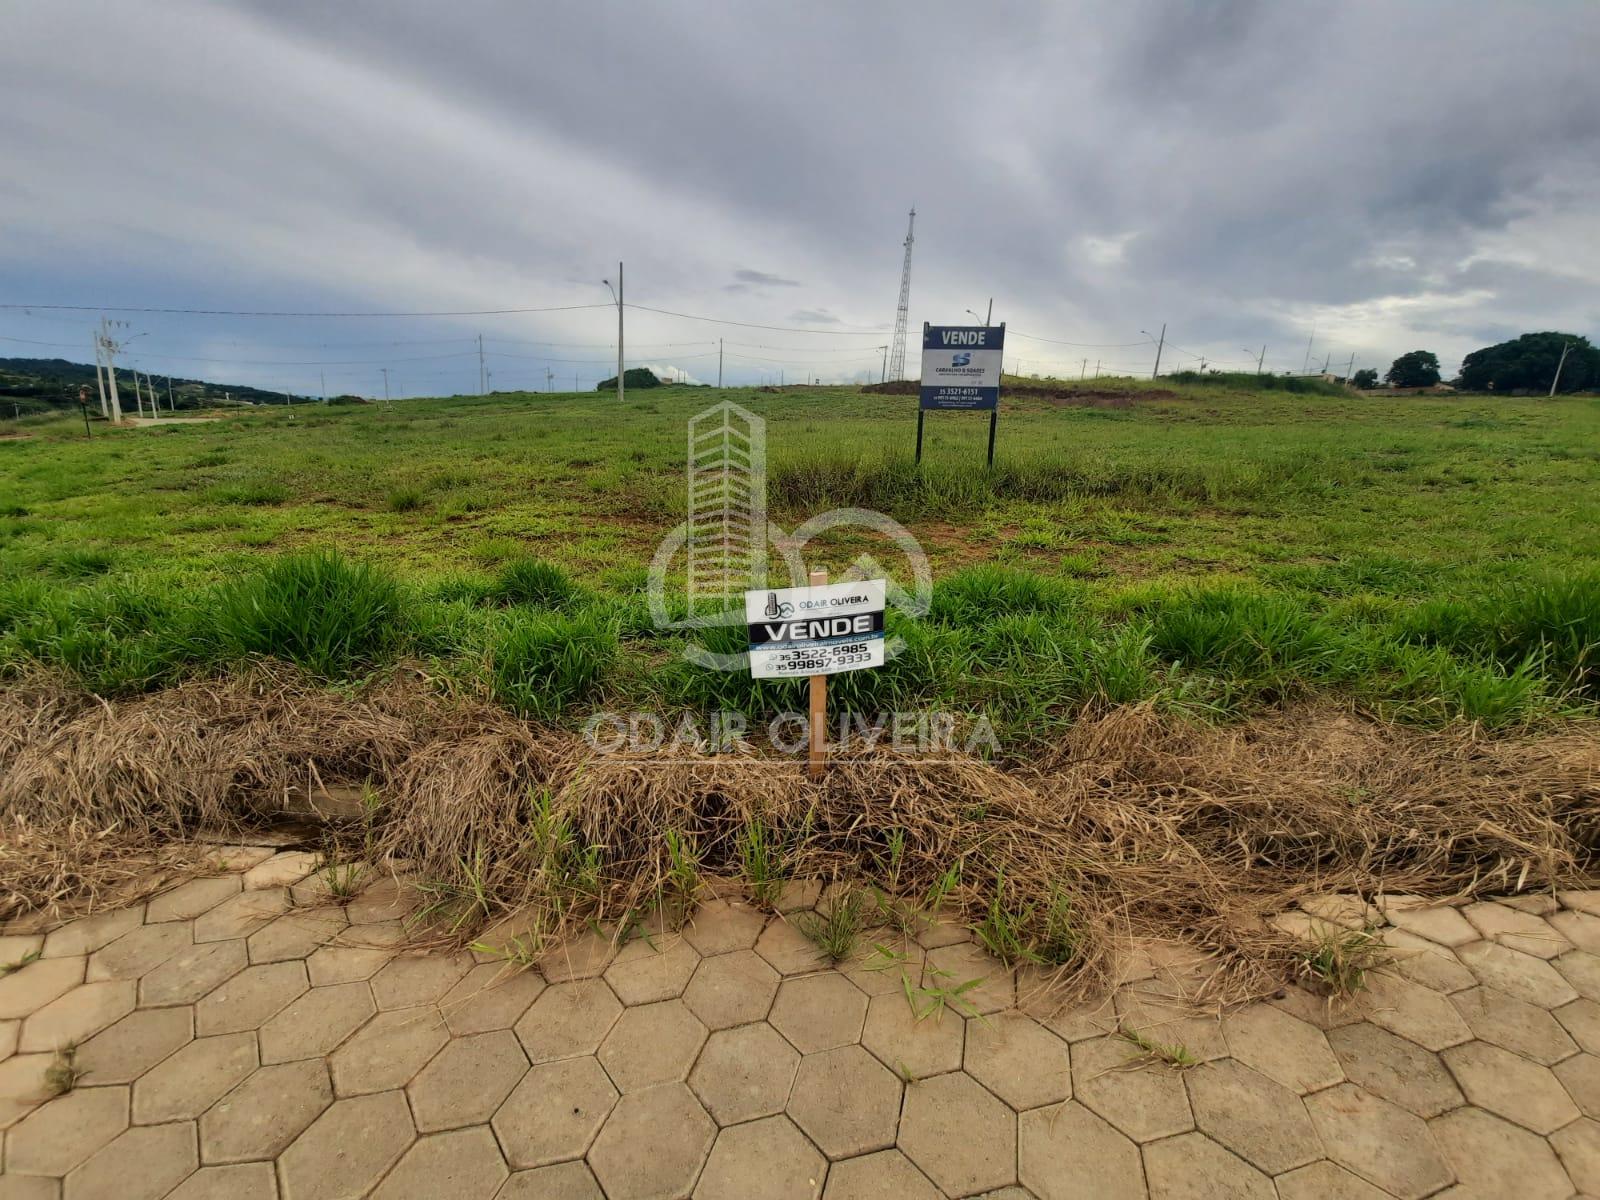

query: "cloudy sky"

left=3, top=1, right=1596, bottom=395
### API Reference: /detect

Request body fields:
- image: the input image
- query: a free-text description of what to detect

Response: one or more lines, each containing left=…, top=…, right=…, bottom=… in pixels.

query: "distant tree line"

left=1345, top=333, right=1597, bottom=393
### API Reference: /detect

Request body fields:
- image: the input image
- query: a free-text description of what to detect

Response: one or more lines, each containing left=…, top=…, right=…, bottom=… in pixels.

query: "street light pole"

left=603, top=264, right=625, bottom=404
left=1550, top=341, right=1573, bottom=397
left=1142, top=325, right=1166, bottom=379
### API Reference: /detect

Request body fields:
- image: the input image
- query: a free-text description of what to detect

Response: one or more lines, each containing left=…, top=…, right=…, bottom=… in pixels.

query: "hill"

left=0, top=357, right=304, bottom=414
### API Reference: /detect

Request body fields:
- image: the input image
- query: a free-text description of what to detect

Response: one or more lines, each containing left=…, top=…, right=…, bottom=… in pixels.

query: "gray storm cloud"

left=1, top=0, right=1595, bottom=391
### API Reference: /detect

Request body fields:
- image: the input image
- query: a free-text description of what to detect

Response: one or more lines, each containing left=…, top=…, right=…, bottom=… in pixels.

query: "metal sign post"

left=745, top=575, right=888, bottom=778
left=916, top=322, right=1005, bottom=468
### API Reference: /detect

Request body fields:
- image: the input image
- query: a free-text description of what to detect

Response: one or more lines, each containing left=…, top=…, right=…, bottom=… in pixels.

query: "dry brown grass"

left=3, top=670, right=1596, bottom=1002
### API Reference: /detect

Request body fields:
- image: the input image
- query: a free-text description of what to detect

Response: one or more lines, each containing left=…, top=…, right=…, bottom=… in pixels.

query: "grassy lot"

left=2, top=375, right=1598, bottom=743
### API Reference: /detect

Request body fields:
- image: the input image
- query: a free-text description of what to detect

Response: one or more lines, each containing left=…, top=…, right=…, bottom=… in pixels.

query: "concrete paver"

left=18, top=980, right=135, bottom=1053
left=498, top=1161, right=605, bottom=1199
left=1183, top=1058, right=1320, bottom=1173
left=1071, top=1035, right=1194, bottom=1143
left=602, top=937, right=699, bottom=1007
left=259, top=980, right=375, bottom=1063
left=963, top=1012, right=1071, bottom=1110
left=276, top=1089, right=415, bottom=1200
left=1450, top=983, right=1579, bottom=1063
left=1304, top=1083, right=1454, bottom=1200
left=697, top=1115, right=825, bottom=1200
left=788, top=1044, right=902, bottom=1160
left=4, top=1085, right=129, bottom=1175
left=1457, top=940, right=1580, bottom=1008
left=61, top=1121, right=196, bottom=1200
left=586, top=1082, right=716, bottom=1200
left=898, top=1070, right=1016, bottom=1196
left=1429, top=1105, right=1574, bottom=1200
left=682, top=950, right=779, bottom=1030
left=372, top=1125, right=508, bottom=1199
left=1556, top=996, right=1600, bottom=1054
left=862, top=991, right=965, bottom=1081
left=769, top=973, right=868, bottom=1053
left=40, top=907, right=142, bottom=960
left=682, top=899, right=767, bottom=956
left=132, top=1031, right=258, bottom=1123
left=72, top=1005, right=192, bottom=1084
left=1326, top=1022, right=1463, bottom=1118
left=689, top=1021, right=800, bottom=1126
left=596, top=999, right=706, bottom=1093
left=194, top=960, right=306, bottom=1036
left=512, top=977, right=621, bottom=1062
left=1018, top=1101, right=1143, bottom=1200
left=1463, top=900, right=1571, bottom=958
left=138, top=940, right=247, bottom=1007
left=820, top=1150, right=941, bottom=1200
left=1550, top=1117, right=1600, bottom=1195
left=0, top=958, right=86, bottom=1021
left=492, top=1054, right=617, bottom=1169
left=197, top=1058, right=331, bottom=1163
left=1219, top=1002, right=1342, bottom=1094
left=1442, top=1039, right=1579, bottom=1133
left=1142, top=1130, right=1273, bottom=1200
left=1555, top=1052, right=1600, bottom=1117
left=406, top=1028, right=527, bottom=1131
left=163, top=1162, right=277, bottom=1199
left=1273, top=1160, right=1393, bottom=1200
left=329, top=1005, right=450, bottom=1096
left=85, top=921, right=190, bottom=982
left=7, top=875, right=1600, bottom=1199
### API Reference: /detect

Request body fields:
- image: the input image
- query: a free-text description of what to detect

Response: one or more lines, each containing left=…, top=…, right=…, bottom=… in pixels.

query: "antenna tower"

left=887, top=207, right=916, bottom=381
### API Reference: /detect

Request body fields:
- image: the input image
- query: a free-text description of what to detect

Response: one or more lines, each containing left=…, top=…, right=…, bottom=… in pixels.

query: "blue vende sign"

left=919, top=323, right=1005, bottom=411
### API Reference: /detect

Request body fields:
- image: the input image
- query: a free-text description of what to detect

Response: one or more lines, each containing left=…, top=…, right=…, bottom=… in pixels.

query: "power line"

left=0, top=302, right=613, bottom=318
left=623, top=303, right=887, bottom=336
left=1007, top=330, right=1154, bottom=348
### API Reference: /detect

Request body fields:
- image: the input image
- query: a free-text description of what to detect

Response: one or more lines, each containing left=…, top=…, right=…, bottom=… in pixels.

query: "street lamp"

left=965, top=299, right=993, bottom=327
left=601, top=264, right=624, bottom=403
left=1141, top=326, right=1166, bottom=379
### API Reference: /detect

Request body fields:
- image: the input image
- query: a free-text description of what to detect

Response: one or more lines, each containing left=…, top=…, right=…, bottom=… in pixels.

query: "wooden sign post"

left=807, top=568, right=827, bottom=778
left=744, top=574, right=888, bottom=780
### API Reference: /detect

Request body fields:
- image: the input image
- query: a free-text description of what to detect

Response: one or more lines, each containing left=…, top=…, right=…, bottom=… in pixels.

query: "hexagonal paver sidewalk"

left=4, top=867, right=1599, bottom=1198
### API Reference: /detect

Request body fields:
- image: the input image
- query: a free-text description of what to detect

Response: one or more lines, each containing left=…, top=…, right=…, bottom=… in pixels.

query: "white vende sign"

left=745, top=579, right=887, bottom=679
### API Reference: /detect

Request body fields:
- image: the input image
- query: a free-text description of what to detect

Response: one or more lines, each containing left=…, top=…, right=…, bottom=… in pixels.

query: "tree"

left=1457, top=332, right=1598, bottom=394
left=595, top=367, right=661, bottom=392
left=1385, top=351, right=1440, bottom=388
left=1352, top=368, right=1379, bottom=389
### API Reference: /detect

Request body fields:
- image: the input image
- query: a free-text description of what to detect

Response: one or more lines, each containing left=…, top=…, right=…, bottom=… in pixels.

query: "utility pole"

left=320, top=371, right=327, bottom=404
left=1550, top=341, right=1573, bottom=397
left=985, top=298, right=992, bottom=326
left=1094, top=360, right=1100, bottom=378
left=546, top=368, right=554, bottom=392
left=1303, top=325, right=1316, bottom=374
left=1081, top=359, right=1087, bottom=379
left=478, top=334, right=486, bottom=395
left=166, top=375, right=175, bottom=411
left=100, top=319, right=124, bottom=423
left=1143, top=324, right=1166, bottom=379
left=91, top=332, right=109, bottom=417
left=718, top=339, right=723, bottom=388
left=381, top=368, right=391, bottom=406
left=1257, top=345, right=1267, bottom=375
left=1344, top=353, right=1355, bottom=384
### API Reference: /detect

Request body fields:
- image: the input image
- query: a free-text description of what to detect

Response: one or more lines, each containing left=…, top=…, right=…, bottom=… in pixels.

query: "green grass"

left=0, top=380, right=1596, bottom=740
